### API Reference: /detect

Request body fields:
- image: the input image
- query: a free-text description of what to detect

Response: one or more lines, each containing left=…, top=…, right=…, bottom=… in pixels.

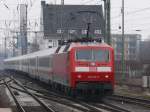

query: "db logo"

left=89, top=67, right=97, bottom=72
left=90, top=62, right=95, bottom=66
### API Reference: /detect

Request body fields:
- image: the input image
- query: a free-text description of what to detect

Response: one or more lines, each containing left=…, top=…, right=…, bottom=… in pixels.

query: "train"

left=4, top=40, right=114, bottom=97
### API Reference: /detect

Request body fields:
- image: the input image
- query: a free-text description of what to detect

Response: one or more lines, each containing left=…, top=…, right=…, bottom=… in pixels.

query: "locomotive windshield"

left=76, top=49, right=109, bottom=62
left=76, top=49, right=92, bottom=61
left=93, top=50, right=109, bottom=62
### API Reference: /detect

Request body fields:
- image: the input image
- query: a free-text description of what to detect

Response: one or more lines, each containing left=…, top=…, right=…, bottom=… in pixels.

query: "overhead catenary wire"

left=112, top=6, right=150, bottom=19
left=81, top=0, right=102, bottom=5
left=82, top=0, right=97, bottom=5
left=112, top=15, right=150, bottom=24
left=111, top=7, right=150, bottom=30
left=112, top=20, right=150, bottom=27
left=111, top=14, right=150, bottom=28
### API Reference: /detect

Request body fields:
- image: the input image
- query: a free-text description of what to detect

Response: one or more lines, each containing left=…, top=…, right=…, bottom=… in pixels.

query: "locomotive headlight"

left=77, top=74, right=82, bottom=78
left=105, top=75, right=109, bottom=78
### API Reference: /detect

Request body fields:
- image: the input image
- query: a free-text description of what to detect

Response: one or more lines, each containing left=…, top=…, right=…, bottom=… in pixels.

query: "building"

left=112, top=34, right=141, bottom=61
left=39, top=1, right=105, bottom=49
left=140, top=40, right=150, bottom=63
left=112, top=34, right=142, bottom=80
left=140, top=40, right=150, bottom=76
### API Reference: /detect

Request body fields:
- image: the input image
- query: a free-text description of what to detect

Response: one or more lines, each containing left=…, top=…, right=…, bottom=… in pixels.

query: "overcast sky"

left=0, top=0, right=150, bottom=40
left=111, top=0, right=150, bottom=39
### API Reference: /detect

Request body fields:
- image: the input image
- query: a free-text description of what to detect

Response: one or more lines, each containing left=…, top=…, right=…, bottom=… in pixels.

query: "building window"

left=129, top=55, right=136, bottom=60
left=129, top=37, right=136, bottom=41
left=115, top=54, right=122, bottom=60
left=57, top=29, right=64, bottom=34
left=116, top=48, right=122, bottom=54
left=81, top=30, right=87, bottom=34
left=113, top=37, right=117, bottom=41
left=94, top=30, right=101, bottom=34
left=129, top=42, right=136, bottom=48
left=129, top=49, right=136, bottom=55
left=116, top=37, right=122, bottom=42
left=68, top=30, right=76, bottom=34
left=53, top=40, right=58, bottom=47
left=116, top=42, right=122, bottom=49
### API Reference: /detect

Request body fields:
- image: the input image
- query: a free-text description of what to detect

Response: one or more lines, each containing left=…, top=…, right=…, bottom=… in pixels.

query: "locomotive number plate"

left=89, top=67, right=97, bottom=72
left=88, top=75, right=100, bottom=78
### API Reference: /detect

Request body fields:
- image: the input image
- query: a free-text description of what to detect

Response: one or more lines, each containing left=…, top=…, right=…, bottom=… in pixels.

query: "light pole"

left=61, top=0, right=64, bottom=5
left=103, top=0, right=111, bottom=45
left=4, top=37, right=6, bottom=58
left=121, top=0, right=125, bottom=81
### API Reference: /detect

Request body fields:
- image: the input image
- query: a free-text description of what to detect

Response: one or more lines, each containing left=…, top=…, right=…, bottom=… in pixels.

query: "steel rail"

left=11, top=78, right=56, bottom=112
left=7, top=76, right=126, bottom=112
left=10, top=85, right=100, bottom=112
left=24, top=86, right=104, bottom=112
left=24, top=85, right=65, bottom=98
left=3, top=80, right=26, bottom=112
left=106, top=94, right=150, bottom=108
left=0, top=79, right=13, bottom=85
left=92, top=102, right=131, bottom=112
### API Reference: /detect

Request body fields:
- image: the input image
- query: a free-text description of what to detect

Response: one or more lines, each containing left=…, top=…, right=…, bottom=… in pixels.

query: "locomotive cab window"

left=76, top=49, right=110, bottom=62
left=93, top=50, right=109, bottom=62
left=76, top=49, right=92, bottom=61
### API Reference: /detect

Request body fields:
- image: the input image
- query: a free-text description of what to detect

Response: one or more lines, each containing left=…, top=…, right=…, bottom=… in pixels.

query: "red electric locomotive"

left=52, top=42, right=114, bottom=96
left=4, top=40, right=114, bottom=97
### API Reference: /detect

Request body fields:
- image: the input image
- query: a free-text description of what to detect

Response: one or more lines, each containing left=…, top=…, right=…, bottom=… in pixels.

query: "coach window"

left=14, top=61, right=16, bottom=65
left=30, top=58, right=36, bottom=66
left=39, top=57, right=50, bottom=67
left=21, top=60, right=24, bottom=66
left=12, top=61, right=15, bottom=66
left=23, top=60, right=25, bottom=66
left=24, top=60, right=26, bottom=66
left=25, top=59, right=28, bottom=66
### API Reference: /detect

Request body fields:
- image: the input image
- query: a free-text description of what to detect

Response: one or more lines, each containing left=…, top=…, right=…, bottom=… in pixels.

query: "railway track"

left=22, top=85, right=131, bottom=112
left=11, top=77, right=103, bottom=112
left=1, top=76, right=130, bottom=112
left=3, top=78, right=56, bottom=112
left=90, top=102, right=131, bottom=112
left=13, top=78, right=131, bottom=112
left=105, top=94, right=150, bottom=108
left=1, top=77, right=102, bottom=112
left=1, top=71, right=150, bottom=112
